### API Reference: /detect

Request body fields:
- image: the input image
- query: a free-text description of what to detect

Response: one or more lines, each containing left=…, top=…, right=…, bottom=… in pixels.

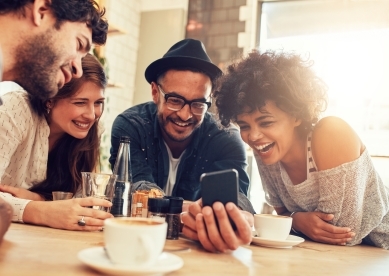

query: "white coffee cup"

left=104, top=217, right=167, bottom=266
left=254, top=214, right=292, bottom=240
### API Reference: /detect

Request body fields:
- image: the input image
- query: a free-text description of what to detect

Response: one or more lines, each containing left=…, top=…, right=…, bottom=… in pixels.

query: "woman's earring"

left=46, top=103, right=52, bottom=114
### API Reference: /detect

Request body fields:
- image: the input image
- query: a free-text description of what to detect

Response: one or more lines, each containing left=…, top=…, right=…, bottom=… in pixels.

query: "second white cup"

left=254, top=214, right=292, bottom=240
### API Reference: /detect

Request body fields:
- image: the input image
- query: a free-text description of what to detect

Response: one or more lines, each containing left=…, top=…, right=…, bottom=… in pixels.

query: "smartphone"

left=200, top=169, right=239, bottom=230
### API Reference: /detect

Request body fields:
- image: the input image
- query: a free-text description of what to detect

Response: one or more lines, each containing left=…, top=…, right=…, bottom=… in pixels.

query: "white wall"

left=0, top=81, right=21, bottom=95
left=100, top=0, right=142, bottom=171
left=133, top=8, right=188, bottom=105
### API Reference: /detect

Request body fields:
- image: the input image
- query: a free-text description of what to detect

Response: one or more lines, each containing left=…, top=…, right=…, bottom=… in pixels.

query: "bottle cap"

left=148, top=198, right=169, bottom=213
left=164, top=196, right=184, bottom=214
left=120, top=136, right=130, bottom=143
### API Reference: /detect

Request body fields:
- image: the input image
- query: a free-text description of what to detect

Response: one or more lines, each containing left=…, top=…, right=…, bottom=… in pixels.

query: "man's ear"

left=151, top=82, right=159, bottom=104
left=31, top=0, right=52, bottom=27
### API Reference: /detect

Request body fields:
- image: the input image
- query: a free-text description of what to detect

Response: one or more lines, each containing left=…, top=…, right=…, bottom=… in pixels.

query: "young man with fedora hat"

left=110, top=38, right=254, bottom=252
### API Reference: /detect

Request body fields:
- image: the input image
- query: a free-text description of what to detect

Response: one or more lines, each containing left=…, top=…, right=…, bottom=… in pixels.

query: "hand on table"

left=181, top=199, right=253, bottom=253
left=0, top=197, right=12, bottom=242
left=0, top=185, right=44, bottom=201
left=23, top=197, right=113, bottom=231
left=293, top=211, right=355, bottom=245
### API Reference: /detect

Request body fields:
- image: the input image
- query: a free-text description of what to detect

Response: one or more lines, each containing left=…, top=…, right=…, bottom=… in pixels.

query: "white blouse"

left=0, top=85, right=49, bottom=222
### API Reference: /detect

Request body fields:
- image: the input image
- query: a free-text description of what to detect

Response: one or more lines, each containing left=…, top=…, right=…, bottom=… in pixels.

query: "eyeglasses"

left=157, top=84, right=211, bottom=115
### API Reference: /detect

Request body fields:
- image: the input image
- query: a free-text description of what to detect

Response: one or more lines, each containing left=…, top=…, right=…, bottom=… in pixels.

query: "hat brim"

left=145, top=56, right=222, bottom=84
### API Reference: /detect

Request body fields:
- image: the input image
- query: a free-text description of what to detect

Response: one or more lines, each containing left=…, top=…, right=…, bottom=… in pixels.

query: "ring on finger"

left=180, top=212, right=188, bottom=223
left=78, top=216, right=86, bottom=226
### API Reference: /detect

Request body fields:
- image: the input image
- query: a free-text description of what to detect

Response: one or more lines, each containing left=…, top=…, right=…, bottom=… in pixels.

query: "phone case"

left=200, top=169, right=238, bottom=230
left=201, top=169, right=238, bottom=207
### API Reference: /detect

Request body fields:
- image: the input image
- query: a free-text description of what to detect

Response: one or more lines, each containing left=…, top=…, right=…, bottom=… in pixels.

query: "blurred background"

left=1, top=0, right=388, bottom=213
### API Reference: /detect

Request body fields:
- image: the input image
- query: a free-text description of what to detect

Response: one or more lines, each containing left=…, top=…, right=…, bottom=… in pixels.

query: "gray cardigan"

left=256, top=149, right=389, bottom=249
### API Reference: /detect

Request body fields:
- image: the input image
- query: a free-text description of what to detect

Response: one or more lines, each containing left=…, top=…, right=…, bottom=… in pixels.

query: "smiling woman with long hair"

left=0, top=54, right=113, bottom=231
left=29, top=54, right=106, bottom=200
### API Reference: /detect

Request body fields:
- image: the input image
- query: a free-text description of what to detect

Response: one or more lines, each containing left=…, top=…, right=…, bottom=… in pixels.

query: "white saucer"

left=78, top=247, right=184, bottom=275
left=251, top=234, right=305, bottom=248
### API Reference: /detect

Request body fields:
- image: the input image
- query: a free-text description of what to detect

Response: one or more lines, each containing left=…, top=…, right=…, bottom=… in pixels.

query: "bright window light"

left=259, top=0, right=389, bottom=156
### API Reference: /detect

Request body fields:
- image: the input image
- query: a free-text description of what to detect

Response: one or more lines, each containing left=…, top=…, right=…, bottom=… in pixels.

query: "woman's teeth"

left=255, top=142, right=275, bottom=153
left=74, top=121, right=89, bottom=128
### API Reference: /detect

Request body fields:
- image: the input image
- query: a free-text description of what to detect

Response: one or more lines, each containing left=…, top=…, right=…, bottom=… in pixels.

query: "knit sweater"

left=255, top=149, right=389, bottom=249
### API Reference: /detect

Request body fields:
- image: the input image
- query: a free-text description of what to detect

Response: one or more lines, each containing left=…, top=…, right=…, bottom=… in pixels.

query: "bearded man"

left=110, top=39, right=255, bottom=253
left=0, top=0, right=108, bottom=100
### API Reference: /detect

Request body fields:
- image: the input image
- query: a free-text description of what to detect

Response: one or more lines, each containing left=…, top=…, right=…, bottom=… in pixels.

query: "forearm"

left=22, top=201, right=47, bottom=226
left=0, top=198, right=13, bottom=241
left=0, top=192, right=31, bottom=222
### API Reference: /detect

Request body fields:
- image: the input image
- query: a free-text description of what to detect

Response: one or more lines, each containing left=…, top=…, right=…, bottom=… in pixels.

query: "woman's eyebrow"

left=256, top=114, right=273, bottom=121
left=71, top=97, right=89, bottom=101
left=236, top=114, right=273, bottom=125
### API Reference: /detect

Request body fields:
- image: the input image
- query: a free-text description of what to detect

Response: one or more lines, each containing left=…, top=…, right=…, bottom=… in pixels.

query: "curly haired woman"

left=214, top=50, right=389, bottom=249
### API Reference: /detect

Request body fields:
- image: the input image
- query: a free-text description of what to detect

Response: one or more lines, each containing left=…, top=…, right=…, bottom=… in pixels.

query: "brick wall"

left=186, top=0, right=247, bottom=70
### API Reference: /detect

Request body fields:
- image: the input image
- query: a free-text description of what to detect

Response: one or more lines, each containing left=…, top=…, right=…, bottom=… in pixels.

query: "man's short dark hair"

left=0, top=0, right=108, bottom=45
left=0, top=0, right=31, bottom=14
left=156, top=67, right=216, bottom=89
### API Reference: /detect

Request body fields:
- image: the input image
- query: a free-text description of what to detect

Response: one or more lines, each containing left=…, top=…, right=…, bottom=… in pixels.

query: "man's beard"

left=13, top=31, right=62, bottom=101
left=157, top=111, right=200, bottom=143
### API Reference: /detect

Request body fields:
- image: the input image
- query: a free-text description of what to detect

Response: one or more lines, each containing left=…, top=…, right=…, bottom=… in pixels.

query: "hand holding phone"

left=200, top=169, right=239, bottom=230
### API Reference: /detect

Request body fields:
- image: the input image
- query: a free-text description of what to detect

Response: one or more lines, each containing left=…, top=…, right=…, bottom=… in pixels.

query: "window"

left=0, top=81, right=21, bottom=95
left=259, top=0, right=389, bottom=156
left=250, top=0, right=389, bottom=212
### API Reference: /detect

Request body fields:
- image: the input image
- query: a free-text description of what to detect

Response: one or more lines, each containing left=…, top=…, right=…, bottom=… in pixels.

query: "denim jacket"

left=110, top=102, right=255, bottom=213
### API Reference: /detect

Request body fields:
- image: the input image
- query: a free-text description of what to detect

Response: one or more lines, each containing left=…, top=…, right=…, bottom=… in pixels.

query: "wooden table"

left=1, top=223, right=388, bottom=275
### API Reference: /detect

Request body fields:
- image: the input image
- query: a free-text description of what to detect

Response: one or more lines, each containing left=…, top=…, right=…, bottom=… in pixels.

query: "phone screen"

left=200, top=169, right=238, bottom=230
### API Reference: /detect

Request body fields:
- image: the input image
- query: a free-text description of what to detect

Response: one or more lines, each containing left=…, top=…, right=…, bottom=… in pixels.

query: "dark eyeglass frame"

left=157, top=83, right=211, bottom=115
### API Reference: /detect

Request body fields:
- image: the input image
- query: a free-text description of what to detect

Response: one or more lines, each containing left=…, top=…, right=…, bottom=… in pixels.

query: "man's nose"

left=71, top=56, right=83, bottom=79
left=176, top=103, right=193, bottom=121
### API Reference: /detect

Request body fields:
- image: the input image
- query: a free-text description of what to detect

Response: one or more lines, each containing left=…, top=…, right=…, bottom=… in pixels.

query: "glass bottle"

left=110, top=136, right=132, bottom=216
left=164, top=196, right=184, bottom=240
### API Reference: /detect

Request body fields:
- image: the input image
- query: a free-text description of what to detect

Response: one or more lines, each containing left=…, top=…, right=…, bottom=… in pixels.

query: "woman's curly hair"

left=213, top=50, right=328, bottom=135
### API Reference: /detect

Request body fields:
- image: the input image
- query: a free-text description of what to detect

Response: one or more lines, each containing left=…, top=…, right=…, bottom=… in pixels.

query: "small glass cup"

left=81, top=172, right=117, bottom=212
left=52, top=191, right=73, bottom=200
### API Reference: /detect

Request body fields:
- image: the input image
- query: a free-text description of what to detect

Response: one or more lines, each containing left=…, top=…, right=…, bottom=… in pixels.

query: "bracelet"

left=290, top=212, right=300, bottom=234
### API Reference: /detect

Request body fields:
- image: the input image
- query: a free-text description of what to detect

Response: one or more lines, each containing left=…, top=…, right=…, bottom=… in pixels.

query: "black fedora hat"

left=145, top=39, right=222, bottom=84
